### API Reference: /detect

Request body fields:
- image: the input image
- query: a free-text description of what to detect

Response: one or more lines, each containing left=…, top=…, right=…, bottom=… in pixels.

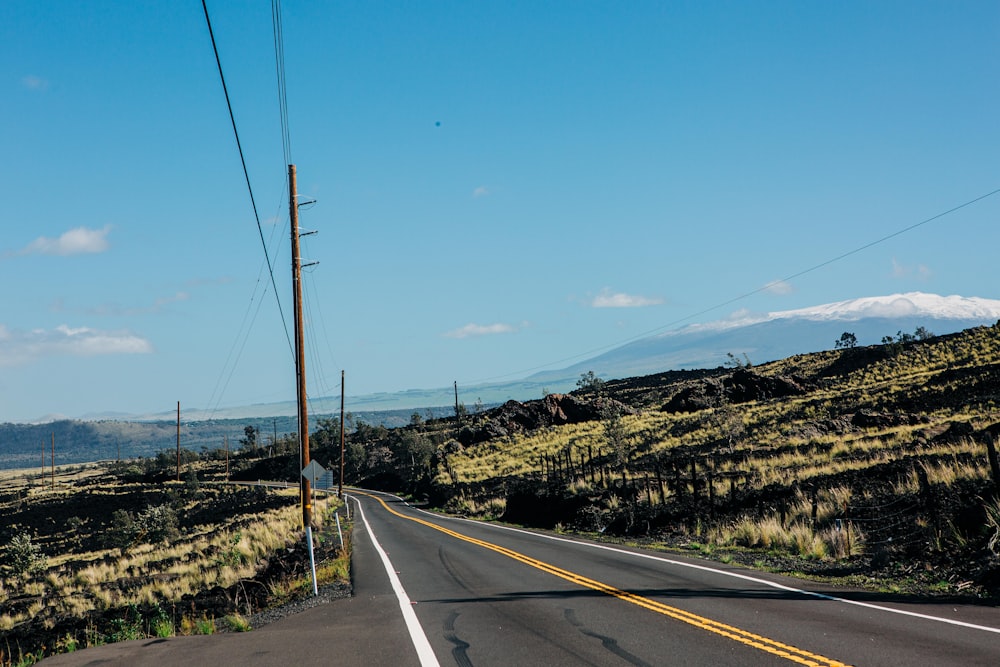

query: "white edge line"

left=365, top=489, right=1000, bottom=636
left=347, top=494, right=441, bottom=666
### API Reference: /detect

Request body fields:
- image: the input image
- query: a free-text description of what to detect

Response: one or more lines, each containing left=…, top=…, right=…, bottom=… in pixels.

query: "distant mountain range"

left=34, top=292, right=1000, bottom=424
left=529, top=292, right=1000, bottom=382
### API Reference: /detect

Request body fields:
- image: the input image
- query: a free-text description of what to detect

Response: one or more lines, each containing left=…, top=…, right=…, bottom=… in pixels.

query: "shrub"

left=140, top=504, right=179, bottom=544
left=149, top=604, right=173, bottom=638
left=225, top=613, right=251, bottom=632
left=105, top=504, right=179, bottom=552
left=4, top=532, right=47, bottom=580
left=106, top=605, right=144, bottom=642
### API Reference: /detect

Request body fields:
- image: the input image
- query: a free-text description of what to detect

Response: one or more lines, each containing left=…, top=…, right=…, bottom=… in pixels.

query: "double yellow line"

left=362, top=492, right=851, bottom=667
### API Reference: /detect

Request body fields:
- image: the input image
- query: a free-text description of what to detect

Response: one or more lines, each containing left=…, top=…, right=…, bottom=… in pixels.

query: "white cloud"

left=472, top=186, right=490, bottom=198
left=0, top=324, right=153, bottom=367
left=21, top=75, right=49, bottom=91
left=591, top=288, right=664, bottom=308
left=19, top=225, right=112, bottom=256
left=891, top=257, right=931, bottom=280
left=764, top=279, right=793, bottom=295
left=444, top=322, right=516, bottom=339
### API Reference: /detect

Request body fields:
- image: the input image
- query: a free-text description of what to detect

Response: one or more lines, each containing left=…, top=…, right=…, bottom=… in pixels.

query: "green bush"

left=105, top=505, right=179, bottom=552
left=4, top=531, right=47, bottom=580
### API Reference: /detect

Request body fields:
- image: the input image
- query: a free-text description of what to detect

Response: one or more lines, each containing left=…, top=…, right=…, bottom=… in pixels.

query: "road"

left=41, top=488, right=1000, bottom=666
left=351, top=490, right=1000, bottom=667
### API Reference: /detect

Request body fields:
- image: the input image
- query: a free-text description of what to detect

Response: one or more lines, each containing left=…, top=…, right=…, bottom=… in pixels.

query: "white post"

left=306, top=525, right=318, bottom=596
left=335, top=512, right=344, bottom=550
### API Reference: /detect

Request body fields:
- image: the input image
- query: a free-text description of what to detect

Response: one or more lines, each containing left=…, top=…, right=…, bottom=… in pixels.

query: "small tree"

left=4, top=532, right=47, bottom=580
left=724, top=352, right=752, bottom=368
left=914, top=326, right=934, bottom=341
left=602, top=402, right=631, bottom=471
left=107, top=509, right=140, bottom=552
left=835, top=332, right=857, bottom=349
left=577, top=371, right=605, bottom=392
left=239, top=425, right=258, bottom=453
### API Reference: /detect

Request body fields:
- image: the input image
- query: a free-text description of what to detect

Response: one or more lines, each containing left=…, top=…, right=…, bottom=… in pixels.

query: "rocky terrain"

left=4, top=322, right=1000, bottom=665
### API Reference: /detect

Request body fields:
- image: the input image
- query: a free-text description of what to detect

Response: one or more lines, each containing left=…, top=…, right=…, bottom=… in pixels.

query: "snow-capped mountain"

left=530, top=293, right=1000, bottom=382
left=751, top=293, right=1000, bottom=323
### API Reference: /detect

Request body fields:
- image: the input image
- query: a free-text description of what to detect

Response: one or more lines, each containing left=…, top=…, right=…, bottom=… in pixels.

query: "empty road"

left=352, top=490, right=1000, bottom=666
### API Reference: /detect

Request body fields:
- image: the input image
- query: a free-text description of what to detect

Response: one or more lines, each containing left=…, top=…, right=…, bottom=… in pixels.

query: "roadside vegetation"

left=0, top=454, right=350, bottom=666
left=5, top=322, right=1000, bottom=664
left=334, top=322, right=1000, bottom=599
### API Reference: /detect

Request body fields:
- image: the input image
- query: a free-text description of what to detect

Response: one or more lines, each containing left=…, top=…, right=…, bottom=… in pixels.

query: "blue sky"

left=2, top=1, right=999, bottom=423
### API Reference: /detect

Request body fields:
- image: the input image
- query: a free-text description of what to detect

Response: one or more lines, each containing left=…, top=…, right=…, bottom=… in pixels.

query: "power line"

left=201, top=0, right=292, bottom=355
left=465, top=185, right=1000, bottom=385
left=272, top=0, right=292, bottom=167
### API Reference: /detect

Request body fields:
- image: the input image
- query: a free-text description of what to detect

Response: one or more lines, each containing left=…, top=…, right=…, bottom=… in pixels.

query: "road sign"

left=301, top=460, right=327, bottom=483
left=317, top=470, right=335, bottom=490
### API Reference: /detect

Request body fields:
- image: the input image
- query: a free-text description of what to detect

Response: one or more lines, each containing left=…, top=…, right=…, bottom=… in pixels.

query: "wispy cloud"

left=591, top=288, right=663, bottom=308
left=764, top=279, right=793, bottom=295
left=472, top=186, right=490, bottom=198
left=0, top=324, right=153, bottom=367
left=83, top=291, right=191, bottom=317
left=21, top=75, right=49, bottom=91
left=15, top=225, right=112, bottom=257
left=891, top=258, right=931, bottom=280
left=444, top=322, right=516, bottom=339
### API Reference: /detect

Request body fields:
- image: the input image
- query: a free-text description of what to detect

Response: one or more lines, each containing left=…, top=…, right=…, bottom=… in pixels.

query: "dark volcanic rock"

left=723, top=368, right=808, bottom=402
left=459, top=394, right=631, bottom=445
left=851, top=410, right=929, bottom=429
left=661, top=378, right=725, bottom=413
left=662, top=369, right=807, bottom=413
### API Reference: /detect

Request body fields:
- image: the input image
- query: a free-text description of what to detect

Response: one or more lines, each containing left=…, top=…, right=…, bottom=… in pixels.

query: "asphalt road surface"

left=42, top=488, right=1000, bottom=666
left=349, top=490, right=1000, bottom=667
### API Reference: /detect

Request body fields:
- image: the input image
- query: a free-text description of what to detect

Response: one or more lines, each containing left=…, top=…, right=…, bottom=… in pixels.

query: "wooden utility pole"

left=50, top=433, right=55, bottom=489
left=176, top=401, right=181, bottom=482
left=454, top=381, right=459, bottom=416
left=290, top=164, right=312, bottom=527
left=225, top=435, right=230, bottom=480
left=339, top=370, right=345, bottom=498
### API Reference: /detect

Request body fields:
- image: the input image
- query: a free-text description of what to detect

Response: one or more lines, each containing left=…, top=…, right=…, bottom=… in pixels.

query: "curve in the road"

left=357, top=491, right=850, bottom=667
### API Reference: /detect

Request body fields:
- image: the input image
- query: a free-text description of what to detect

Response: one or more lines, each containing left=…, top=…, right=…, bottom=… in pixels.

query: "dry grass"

left=428, top=324, right=1000, bottom=572
left=0, top=487, right=303, bottom=633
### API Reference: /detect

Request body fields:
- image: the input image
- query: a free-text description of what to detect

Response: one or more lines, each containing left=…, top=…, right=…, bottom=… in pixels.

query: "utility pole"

left=454, top=381, right=459, bottom=416
left=50, top=433, right=55, bottom=489
left=225, top=435, right=230, bottom=480
left=176, top=401, right=181, bottom=482
left=290, top=164, right=312, bottom=528
left=339, top=370, right=345, bottom=498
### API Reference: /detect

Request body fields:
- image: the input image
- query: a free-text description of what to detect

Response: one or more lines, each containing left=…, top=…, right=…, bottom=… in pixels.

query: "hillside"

left=336, top=323, right=1000, bottom=598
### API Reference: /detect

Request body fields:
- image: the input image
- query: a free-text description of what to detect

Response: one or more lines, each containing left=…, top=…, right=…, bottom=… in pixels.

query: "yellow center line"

left=359, top=492, right=852, bottom=667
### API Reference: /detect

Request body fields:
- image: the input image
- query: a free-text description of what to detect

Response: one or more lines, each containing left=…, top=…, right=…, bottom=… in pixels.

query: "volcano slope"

left=404, top=323, right=1000, bottom=599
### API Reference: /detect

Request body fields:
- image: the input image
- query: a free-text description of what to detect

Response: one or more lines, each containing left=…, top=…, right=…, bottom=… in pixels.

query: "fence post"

left=985, top=434, right=1000, bottom=499
left=655, top=464, right=665, bottom=505
left=690, top=459, right=698, bottom=503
